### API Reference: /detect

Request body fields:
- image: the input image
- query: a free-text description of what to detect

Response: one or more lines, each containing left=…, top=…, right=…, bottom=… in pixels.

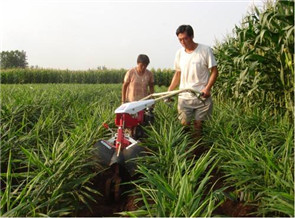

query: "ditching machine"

left=93, top=88, right=204, bottom=201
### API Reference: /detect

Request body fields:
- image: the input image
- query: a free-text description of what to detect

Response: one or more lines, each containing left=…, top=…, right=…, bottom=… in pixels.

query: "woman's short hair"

left=137, top=54, right=150, bottom=65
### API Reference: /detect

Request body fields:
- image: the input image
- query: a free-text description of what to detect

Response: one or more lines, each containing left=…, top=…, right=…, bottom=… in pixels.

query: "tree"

left=0, top=50, right=28, bottom=69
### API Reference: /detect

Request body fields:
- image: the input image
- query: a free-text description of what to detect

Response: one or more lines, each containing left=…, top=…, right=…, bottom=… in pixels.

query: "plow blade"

left=122, top=144, right=145, bottom=176
left=93, top=140, right=145, bottom=176
left=93, top=140, right=116, bottom=166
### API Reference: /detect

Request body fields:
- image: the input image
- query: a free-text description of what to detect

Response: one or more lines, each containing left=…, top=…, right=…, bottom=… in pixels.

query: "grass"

left=120, top=101, right=223, bottom=217
left=202, top=96, right=294, bottom=217
left=1, top=84, right=120, bottom=216
left=1, top=84, right=293, bottom=217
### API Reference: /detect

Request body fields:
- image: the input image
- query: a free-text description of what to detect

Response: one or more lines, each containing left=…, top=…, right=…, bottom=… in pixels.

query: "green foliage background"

left=0, top=50, right=28, bottom=69
left=0, top=68, right=174, bottom=87
left=213, top=0, right=294, bottom=115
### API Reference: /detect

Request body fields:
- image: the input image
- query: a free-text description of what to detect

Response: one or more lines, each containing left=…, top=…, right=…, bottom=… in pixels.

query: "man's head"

left=137, top=54, right=150, bottom=66
left=176, top=25, right=194, bottom=48
left=137, top=54, right=150, bottom=73
left=176, top=25, right=194, bottom=38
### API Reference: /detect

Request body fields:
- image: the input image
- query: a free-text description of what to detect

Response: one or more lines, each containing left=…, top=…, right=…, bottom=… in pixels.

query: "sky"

left=0, top=0, right=265, bottom=70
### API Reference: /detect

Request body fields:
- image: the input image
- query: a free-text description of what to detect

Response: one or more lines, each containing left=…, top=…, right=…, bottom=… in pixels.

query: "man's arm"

left=122, top=81, right=129, bottom=103
left=168, top=70, right=181, bottom=91
left=201, top=66, right=218, bottom=98
left=149, top=82, right=154, bottom=94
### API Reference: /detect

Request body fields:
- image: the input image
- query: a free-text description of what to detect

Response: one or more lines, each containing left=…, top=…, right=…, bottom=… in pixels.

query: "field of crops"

left=1, top=0, right=294, bottom=217
left=214, top=0, right=294, bottom=115
left=0, top=68, right=174, bottom=87
left=1, top=83, right=293, bottom=217
left=1, top=84, right=119, bottom=216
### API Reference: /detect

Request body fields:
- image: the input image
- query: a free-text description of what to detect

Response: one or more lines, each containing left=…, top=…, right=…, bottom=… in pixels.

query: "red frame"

left=114, top=111, right=144, bottom=150
left=115, top=111, right=144, bottom=128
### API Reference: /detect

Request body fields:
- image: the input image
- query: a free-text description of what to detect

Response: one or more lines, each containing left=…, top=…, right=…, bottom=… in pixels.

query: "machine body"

left=93, top=89, right=203, bottom=201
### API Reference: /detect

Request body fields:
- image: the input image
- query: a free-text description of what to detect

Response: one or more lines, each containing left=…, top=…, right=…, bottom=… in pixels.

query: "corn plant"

left=1, top=68, right=174, bottom=86
left=213, top=0, right=294, bottom=116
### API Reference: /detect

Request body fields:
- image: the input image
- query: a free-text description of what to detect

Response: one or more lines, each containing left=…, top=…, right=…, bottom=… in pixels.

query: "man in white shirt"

left=168, top=24, right=218, bottom=139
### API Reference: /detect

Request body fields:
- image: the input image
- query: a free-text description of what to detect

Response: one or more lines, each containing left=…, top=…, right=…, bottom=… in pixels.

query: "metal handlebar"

left=139, top=88, right=204, bottom=102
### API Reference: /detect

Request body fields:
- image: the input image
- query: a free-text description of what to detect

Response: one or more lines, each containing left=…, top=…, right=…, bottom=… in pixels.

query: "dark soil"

left=215, top=199, right=256, bottom=217
left=76, top=165, right=139, bottom=217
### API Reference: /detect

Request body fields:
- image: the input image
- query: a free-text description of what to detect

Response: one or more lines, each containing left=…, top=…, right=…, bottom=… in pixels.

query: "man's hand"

left=201, top=66, right=218, bottom=98
left=201, top=87, right=211, bottom=98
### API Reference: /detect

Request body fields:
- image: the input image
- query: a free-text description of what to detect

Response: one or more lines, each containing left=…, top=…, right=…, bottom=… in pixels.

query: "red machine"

left=93, top=89, right=203, bottom=201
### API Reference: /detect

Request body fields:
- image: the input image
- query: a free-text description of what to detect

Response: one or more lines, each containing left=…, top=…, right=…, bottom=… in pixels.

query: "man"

left=168, top=25, right=218, bottom=138
left=122, top=54, right=154, bottom=103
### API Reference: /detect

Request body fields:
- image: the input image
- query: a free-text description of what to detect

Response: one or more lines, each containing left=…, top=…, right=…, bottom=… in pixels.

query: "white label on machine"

left=115, top=99, right=155, bottom=114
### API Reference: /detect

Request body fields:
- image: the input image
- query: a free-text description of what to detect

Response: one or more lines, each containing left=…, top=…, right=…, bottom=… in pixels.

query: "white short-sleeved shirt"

left=174, top=44, right=217, bottom=99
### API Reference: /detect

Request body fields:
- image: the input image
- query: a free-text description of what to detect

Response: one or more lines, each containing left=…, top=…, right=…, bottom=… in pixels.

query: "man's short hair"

left=176, top=25, right=194, bottom=38
left=137, top=54, right=150, bottom=65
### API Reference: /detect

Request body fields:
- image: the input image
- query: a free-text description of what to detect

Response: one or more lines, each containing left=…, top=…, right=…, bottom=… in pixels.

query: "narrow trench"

left=77, top=165, right=138, bottom=217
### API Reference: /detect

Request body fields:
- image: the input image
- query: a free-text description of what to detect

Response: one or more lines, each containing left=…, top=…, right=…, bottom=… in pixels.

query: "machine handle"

left=139, top=88, right=203, bottom=102
left=103, top=123, right=109, bottom=129
left=163, top=97, right=175, bottom=104
left=103, top=123, right=115, bottom=135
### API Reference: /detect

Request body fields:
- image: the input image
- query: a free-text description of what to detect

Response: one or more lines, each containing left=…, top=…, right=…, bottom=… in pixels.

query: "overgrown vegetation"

left=120, top=95, right=293, bottom=217
left=1, top=83, right=293, bottom=216
left=213, top=0, right=294, bottom=115
left=0, top=84, right=119, bottom=216
left=120, top=101, right=223, bottom=217
left=202, top=96, right=294, bottom=217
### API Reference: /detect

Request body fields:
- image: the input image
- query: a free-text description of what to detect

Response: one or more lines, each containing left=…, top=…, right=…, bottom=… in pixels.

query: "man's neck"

left=136, top=67, right=144, bottom=75
left=185, top=42, right=198, bottom=53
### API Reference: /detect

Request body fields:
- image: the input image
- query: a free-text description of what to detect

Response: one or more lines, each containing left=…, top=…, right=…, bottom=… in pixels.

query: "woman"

left=122, top=54, right=154, bottom=103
